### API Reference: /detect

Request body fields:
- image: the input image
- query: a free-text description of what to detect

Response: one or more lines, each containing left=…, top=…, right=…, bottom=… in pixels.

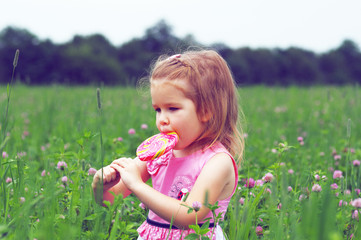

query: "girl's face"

left=151, top=79, right=207, bottom=157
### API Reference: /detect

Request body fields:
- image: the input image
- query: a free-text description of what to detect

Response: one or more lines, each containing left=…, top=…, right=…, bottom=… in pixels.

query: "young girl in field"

left=92, top=50, right=244, bottom=239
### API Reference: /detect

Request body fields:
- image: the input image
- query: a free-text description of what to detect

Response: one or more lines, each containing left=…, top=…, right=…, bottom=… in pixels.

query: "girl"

left=92, top=50, right=244, bottom=239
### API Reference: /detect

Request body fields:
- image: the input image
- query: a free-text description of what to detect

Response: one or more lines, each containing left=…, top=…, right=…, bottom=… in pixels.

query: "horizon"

left=1, top=0, right=361, bottom=54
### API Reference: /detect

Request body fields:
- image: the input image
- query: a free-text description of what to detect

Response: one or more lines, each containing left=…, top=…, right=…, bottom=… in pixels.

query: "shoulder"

left=197, top=150, right=235, bottom=184
left=202, top=143, right=235, bottom=172
left=204, top=152, right=234, bottom=175
left=196, top=152, right=236, bottom=200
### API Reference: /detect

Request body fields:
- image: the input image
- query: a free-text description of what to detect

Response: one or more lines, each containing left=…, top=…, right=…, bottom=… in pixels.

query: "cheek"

left=155, top=116, right=160, bottom=128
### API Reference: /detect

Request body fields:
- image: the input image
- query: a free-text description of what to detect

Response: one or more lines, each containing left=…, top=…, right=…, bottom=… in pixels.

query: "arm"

left=92, top=157, right=150, bottom=205
left=112, top=152, right=236, bottom=228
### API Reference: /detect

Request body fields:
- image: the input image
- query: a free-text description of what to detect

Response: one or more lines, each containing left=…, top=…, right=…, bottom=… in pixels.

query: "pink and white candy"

left=136, top=132, right=178, bottom=161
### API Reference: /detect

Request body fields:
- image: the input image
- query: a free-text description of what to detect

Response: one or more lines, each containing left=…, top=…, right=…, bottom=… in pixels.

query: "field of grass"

left=1, top=84, right=361, bottom=239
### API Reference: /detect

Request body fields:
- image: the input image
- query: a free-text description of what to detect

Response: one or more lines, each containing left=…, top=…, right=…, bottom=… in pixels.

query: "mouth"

left=159, top=128, right=175, bottom=134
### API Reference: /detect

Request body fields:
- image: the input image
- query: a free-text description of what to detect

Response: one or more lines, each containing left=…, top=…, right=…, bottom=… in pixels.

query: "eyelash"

left=154, top=107, right=179, bottom=112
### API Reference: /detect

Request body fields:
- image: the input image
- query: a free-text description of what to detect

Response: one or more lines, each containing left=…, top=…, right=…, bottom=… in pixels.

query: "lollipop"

left=136, top=132, right=178, bottom=162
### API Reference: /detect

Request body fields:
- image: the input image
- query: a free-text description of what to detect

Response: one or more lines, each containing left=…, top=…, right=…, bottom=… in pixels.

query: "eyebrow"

left=152, top=102, right=181, bottom=108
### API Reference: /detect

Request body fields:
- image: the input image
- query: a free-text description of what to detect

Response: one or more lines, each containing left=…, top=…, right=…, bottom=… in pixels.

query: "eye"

left=169, top=107, right=179, bottom=111
left=154, top=108, right=161, bottom=113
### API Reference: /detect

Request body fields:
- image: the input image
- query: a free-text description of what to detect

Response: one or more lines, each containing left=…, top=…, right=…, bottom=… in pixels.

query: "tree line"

left=0, top=20, right=360, bottom=86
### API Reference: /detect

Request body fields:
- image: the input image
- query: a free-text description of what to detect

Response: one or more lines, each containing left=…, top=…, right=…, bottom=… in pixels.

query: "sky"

left=1, top=0, right=361, bottom=53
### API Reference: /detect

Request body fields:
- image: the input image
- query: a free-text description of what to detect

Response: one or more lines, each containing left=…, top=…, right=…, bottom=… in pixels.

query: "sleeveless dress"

left=137, top=142, right=238, bottom=240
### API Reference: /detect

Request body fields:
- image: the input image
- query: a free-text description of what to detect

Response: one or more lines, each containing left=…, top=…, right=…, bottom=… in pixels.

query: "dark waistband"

left=146, top=217, right=214, bottom=229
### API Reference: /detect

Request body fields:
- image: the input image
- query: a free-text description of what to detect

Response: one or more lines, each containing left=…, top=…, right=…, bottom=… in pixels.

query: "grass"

left=0, top=84, right=360, bottom=239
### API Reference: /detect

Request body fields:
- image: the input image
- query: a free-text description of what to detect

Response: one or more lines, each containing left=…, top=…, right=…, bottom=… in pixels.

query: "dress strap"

left=146, top=217, right=214, bottom=229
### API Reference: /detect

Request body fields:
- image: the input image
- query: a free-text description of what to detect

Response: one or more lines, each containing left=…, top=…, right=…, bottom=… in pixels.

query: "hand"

left=92, top=165, right=120, bottom=192
left=110, top=158, right=142, bottom=192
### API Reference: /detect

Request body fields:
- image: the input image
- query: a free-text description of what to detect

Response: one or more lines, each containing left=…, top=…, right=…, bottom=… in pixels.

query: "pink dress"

left=137, top=142, right=238, bottom=240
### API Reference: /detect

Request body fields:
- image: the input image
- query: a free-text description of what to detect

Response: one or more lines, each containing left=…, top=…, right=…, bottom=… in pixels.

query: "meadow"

left=0, top=84, right=361, bottom=239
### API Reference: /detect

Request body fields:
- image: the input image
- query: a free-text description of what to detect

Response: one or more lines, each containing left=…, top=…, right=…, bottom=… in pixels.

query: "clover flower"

left=57, top=161, right=68, bottom=170
left=128, top=128, right=136, bottom=135
left=297, top=136, right=304, bottom=145
left=312, top=184, right=322, bottom=192
left=255, top=226, right=263, bottom=235
left=61, top=176, right=68, bottom=183
left=352, top=210, right=359, bottom=220
left=314, top=174, right=320, bottom=181
left=2, top=151, right=8, bottom=158
left=23, top=130, right=29, bottom=137
left=192, top=201, right=202, bottom=212
left=262, top=173, right=274, bottom=182
left=353, top=160, right=360, bottom=166
left=245, top=178, right=255, bottom=188
left=339, top=200, right=348, bottom=207
left=88, top=167, right=97, bottom=176
left=355, top=189, right=361, bottom=196
left=6, top=177, right=12, bottom=183
left=17, top=152, right=27, bottom=158
left=299, top=194, right=306, bottom=201
left=351, top=198, right=361, bottom=208
left=333, top=170, right=343, bottom=179
left=141, top=124, right=148, bottom=130
left=139, top=202, right=147, bottom=210
left=330, top=183, right=338, bottom=190
left=255, top=179, right=264, bottom=186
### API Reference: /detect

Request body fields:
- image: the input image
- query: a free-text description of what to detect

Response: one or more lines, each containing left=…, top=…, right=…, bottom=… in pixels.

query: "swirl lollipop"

left=136, top=132, right=179, bottom=162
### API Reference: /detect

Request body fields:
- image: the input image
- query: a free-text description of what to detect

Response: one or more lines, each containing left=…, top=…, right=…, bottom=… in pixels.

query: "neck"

left=173, top=143, right=205, bottom=158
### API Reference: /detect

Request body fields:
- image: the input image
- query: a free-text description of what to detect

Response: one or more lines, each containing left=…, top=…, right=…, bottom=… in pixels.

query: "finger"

left=112, top=159, right=121, bottom=164
left=112, top=158, right=127, bottom=164
left=102, top=168, right=110, bottom=182
left=110, top=164, right=124, bottom=174
left=112, top=160, right=128, bottom=168
left=92, top=171, right=101, bottom=185
left=103, top=167, right=115, bottom=183
left=110, top=168, right=118, bottom=181
left=112, top=157, right=134, bottom=164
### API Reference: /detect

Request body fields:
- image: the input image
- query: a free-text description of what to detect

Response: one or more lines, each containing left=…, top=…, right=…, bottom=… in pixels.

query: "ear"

left=200, top=110, right=212, bottom=123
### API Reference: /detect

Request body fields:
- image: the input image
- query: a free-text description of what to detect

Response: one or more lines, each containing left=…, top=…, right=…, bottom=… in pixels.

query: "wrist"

left=128, top=180, right=147, bottom=195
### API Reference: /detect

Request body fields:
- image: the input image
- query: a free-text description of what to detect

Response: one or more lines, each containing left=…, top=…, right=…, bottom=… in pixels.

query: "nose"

left=158, top=112, right=169, bottom=126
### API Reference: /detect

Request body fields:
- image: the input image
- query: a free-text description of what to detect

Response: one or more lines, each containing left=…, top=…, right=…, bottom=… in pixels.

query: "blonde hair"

left=149, top=50, right=244, bottom=164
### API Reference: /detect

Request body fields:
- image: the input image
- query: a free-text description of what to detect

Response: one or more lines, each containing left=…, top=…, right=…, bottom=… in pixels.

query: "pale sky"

left=1, top=0, right=361, bottom=53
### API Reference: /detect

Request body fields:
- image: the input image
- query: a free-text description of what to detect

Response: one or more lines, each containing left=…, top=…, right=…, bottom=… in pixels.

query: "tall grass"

left=1, top=50, right=19, bottom=237
left=0, top=84, right=360, bottom=239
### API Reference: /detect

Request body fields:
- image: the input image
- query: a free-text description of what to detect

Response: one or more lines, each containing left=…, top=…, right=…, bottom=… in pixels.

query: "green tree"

left=0, top=27, right=62, bottom=84
left=280, top=47, right=320, bottom=85
left=58, top=34, right=126, bottom=85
